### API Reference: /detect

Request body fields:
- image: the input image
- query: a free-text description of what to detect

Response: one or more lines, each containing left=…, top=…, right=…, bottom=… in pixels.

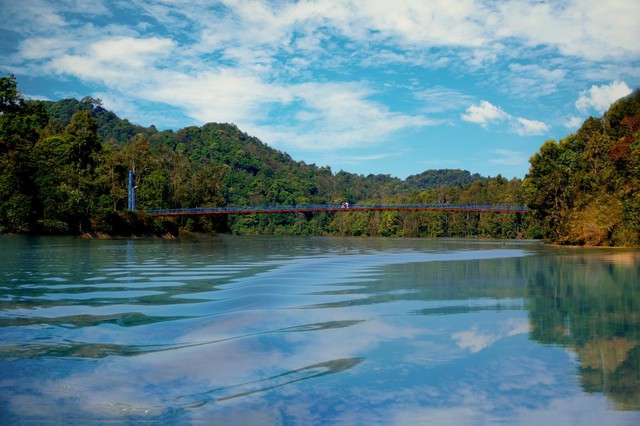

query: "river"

left=1, top=235, right=639, bottom=424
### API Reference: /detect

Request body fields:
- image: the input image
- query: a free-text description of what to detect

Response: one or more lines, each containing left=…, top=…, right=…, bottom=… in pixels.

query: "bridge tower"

left=127, top=171, right=136, bottom=211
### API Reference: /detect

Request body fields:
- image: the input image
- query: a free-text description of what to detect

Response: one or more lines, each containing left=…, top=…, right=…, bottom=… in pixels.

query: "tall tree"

left=64, top=110, right=101, bottom=172
left=0, top=74, right=48, bottom=232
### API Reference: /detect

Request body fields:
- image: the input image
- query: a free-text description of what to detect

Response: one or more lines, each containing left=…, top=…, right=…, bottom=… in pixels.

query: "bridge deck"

left=146, top=203, right=529, bottom=217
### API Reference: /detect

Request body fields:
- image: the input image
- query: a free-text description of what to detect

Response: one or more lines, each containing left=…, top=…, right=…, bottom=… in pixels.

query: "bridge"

left=146, top=203, right=530, bottom=217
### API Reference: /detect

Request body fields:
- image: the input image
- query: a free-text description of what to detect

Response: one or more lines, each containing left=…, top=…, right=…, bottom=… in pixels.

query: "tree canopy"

left=523, top=89, right=640, bottom=246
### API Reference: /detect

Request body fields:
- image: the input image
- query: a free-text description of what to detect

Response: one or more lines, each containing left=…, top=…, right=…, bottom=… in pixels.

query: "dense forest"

left=524, top=89, right=640, bottom=246
left=1, top=73, right=639, bottom=245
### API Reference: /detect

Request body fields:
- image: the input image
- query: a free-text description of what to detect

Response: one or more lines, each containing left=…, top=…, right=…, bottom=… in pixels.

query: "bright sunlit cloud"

left=461, top=101, right=510, bottom=128
left=462, top=101, right=549, bottom=136
left=512, top=118, right=550, bottom=136
left=575, top=81, right=633, bottom=114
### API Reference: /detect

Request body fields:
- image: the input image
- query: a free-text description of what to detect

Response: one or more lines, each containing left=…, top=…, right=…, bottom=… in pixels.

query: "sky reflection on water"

left=0, top=236, right=639, bottom=424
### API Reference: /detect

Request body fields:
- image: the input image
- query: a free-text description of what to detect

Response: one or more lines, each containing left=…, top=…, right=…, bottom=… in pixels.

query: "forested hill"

left=40, top=97, right=491, bottom=206
left=45, top=97, right=156, bottom=143
left=405, top=169, right=484, bottom=190
left=523, top=89, right=640, bottom=246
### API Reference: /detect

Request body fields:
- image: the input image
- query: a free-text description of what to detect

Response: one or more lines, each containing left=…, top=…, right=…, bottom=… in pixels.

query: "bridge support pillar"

left=128, top=171, right=136, bottom=211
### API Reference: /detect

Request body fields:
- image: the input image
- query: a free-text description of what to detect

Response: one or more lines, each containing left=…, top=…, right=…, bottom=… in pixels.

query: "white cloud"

left=48, top=36, right=176, bottom=89
left=495, top=0, right=640, bottom=61
left=343, top=0, right=488, bottom=47
left=462, top=101, right=549, bottom=136
left=144, top=69, right=294, bottom=126
left=512, top=117, right=549, bottom=136
left=575, top=81, right=632, bottom=114
left=89, top=37, right=176, bottom=68
left=292, top=82, right=429, bottom=133
left=252, top=83, right=431, bottom=151
left=461, top=101, right=509, bottom=127
left=563, top=115, right=585, bottom=130
left=18, top=37, right=76, bottom=61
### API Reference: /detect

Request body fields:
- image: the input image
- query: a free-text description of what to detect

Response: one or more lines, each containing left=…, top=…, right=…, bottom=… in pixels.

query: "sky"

left=1, top=0, right=639, bottom=179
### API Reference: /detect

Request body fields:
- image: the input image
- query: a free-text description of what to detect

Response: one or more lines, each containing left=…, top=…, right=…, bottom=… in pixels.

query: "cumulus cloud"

left=563, top=81, right=632, bottom=130
left=575, top=81, right=632, bottom=114
left=461, top=101, right=509, bottom=127
left=512, top=117, right=549, bottom=136
left=462, top=101, right=549, bottom=136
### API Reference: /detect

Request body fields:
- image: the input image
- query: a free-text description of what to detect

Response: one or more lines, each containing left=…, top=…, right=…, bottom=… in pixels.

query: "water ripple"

left=176, top=357, right=364, bottom=406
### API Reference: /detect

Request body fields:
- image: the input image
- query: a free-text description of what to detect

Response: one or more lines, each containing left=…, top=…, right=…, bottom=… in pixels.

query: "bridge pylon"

left=128, top=171, right=136, bottom=211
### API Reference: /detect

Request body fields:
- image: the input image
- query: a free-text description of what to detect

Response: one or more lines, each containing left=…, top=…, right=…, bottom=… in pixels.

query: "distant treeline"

left=1, top=73, right=639, bottom=244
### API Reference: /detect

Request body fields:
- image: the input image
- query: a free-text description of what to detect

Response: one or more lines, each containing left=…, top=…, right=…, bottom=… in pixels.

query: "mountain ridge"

left=42, top=96, right=493, bottom=193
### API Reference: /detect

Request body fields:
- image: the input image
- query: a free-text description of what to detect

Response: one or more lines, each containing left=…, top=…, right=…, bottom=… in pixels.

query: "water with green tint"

left=1, top=235, right=639, bottom=424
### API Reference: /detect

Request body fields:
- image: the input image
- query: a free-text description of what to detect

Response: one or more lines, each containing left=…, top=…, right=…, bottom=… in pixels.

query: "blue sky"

left=1, top=0, right=639, bottom=179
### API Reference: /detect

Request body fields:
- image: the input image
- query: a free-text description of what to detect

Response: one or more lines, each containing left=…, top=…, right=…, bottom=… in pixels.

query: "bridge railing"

left=146, top=203, right=529, bottom=216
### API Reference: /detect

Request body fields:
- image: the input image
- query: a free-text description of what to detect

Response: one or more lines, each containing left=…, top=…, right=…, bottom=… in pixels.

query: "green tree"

left=64, top=110, right=101, bottom=172
left=378, top=210, right=401, bottom=237
left=0, top=74, right=49, bottom=232
left=31, top=135, right=73, bottom=233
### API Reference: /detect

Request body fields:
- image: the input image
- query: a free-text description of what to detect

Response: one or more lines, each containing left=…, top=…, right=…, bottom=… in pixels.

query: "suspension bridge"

left=146, top=203, right=530, bottom=217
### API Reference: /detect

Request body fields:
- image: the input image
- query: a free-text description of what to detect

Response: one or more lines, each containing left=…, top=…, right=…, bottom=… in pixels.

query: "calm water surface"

left=0, top=235, right=639, bottom=424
